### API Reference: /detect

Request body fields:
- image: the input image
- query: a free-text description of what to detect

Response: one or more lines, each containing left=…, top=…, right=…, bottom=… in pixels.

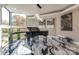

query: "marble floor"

left=1, top=35, right=79, bottom=55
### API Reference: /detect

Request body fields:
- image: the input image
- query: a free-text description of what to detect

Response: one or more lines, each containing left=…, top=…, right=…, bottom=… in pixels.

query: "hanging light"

left=35, top=14, right=43, bottom=21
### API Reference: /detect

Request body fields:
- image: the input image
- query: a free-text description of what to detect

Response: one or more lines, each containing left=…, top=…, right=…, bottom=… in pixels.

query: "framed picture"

left=61, top=13, right=72, bottom=31
left=46, top=18, right=55, bottom=28
left=38, top=19, right=46, bottom=28
left=39, top=19, right=46, bottom=25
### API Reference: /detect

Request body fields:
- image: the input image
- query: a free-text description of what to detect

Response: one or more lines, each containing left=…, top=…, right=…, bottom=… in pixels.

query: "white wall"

left=56, top=8, right=79, bottom=41
left=27, top=17, right=56, bottom=36
left=26, top=18, right=38, bottom=27
left=38, top=5, right=79, bottom=41
left=26, top=5, right=79, bottom=41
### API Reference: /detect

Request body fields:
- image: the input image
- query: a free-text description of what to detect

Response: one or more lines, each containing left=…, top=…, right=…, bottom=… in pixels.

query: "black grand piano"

left=25, top=27, right=48, bottom=55
left=26, top=27, right=48, bottom=37
left=25, top=27, right=48, bottom=47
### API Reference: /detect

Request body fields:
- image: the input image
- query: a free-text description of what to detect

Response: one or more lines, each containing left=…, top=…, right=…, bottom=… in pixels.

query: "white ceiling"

left=5, top=4, right=74, bottom=16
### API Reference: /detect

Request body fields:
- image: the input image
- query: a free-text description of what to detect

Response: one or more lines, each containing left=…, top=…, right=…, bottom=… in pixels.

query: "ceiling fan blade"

left=37, top=4, right=42, bottom=9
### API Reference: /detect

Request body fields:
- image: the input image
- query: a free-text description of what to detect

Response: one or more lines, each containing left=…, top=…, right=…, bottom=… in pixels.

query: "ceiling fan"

left=36, top=4, right=42, bottom=9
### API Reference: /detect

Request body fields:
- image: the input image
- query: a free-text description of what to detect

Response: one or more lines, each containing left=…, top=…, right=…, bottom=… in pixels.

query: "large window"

left=2, top=28, right=9, bottom=47
left=11, top=13, right=27, bottom=40
left=1, top=7, right=10, bottom=54
left=20, top=28, right=27, bottom=39
left=12, top=34, right=18, bottom=42
left=1, top=8, right=27, bottom=55
left=12, top=28, right=18, bottom=42
left=11, top=28, right=27, bottom=41
left=1, top=28, right=9, bottom=54
left=12, top=13, right=26, bottom=26
left=20, top=33, right=26, bottom=39
left=2, top=8, right=9, bottom=25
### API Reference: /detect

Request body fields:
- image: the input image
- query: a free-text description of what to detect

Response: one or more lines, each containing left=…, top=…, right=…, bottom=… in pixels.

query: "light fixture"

left=36, top=4, right=42, bottom=9
left=35, top=14, right=43, bottom=21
